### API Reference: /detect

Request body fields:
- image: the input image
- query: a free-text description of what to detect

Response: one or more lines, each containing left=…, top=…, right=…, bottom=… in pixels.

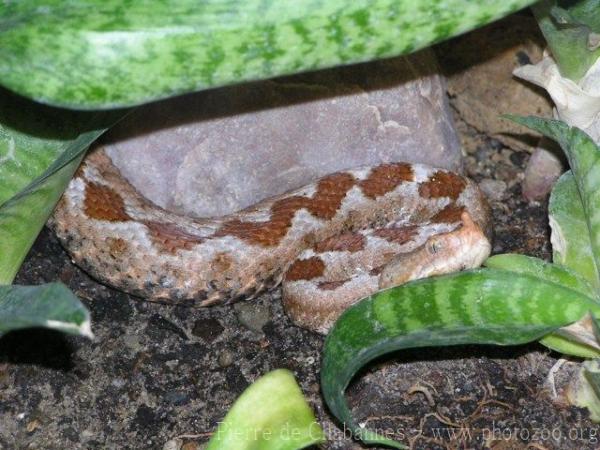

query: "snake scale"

left=51, top=147, right=492, bottom=334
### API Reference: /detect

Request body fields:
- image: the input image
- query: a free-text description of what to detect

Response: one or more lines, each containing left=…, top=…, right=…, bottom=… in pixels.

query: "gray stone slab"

left=104, top=49, right=461, bottom=218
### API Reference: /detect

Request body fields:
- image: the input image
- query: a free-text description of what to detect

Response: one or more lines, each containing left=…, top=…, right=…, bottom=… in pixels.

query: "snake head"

left=378, top=211, right=491, bottom=290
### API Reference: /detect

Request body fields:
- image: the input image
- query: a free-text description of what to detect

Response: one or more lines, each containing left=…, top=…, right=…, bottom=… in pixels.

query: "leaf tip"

left=44, top=318, right=94, bottom=339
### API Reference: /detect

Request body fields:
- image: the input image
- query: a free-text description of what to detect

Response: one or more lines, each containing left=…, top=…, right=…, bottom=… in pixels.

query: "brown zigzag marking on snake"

left=215, top=172, right=356, bottom=247
left=358, top=163, right=414, bottom=198
left=285, top=256, right=325, bottom=281
left=372, top=225, right=419, bottom=245
left=418, top=170, right=466, bottom=200
left=431, top=204, right=465, bottom=223
left=313, top=232, right=366, bottom=253
left=84, top=182, right=131, bottom=222
left=216, top=164, right=415, bottom=247
left=84, top=180, right=208, bottom=254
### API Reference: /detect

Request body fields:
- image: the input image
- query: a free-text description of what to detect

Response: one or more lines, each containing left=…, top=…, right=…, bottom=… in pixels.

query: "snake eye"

left=428, top=241, right=442, bottom=254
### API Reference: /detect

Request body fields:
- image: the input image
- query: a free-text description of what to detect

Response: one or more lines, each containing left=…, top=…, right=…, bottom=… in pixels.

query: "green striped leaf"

left=549, top=171, right=600, bottom=290
left=0, top=0, right=536, bottom=108
left=485, top=254, right=600, bottom=357
left=321, top=268, right=600, bottom=448
left=485, top=254, right=597, bottom=299
left=0, top=283, right=92, bottom=338
left=206, top=369, right=325, bottom=450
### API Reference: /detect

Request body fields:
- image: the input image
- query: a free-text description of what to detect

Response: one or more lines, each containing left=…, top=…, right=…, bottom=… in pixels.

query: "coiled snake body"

left=51, top=148, right=492, bottom=333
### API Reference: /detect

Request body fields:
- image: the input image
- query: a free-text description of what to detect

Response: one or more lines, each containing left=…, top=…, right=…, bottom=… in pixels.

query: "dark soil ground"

left=2, top=19, right=599, bottom=450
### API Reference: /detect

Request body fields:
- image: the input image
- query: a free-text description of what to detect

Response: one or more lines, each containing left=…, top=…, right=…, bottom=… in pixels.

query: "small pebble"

left=123, top=334, right=141, bottom=350
left=490, top=152, right=504, bottom=164
left=218, top=350, right=235, bottom=368
left=509, top=150, right=529, bottom=167
left=111, top=377, right=126, bottom=388
left=165, top=359, right=179, bottom=370
left=233, top=303, right=271, bottom=333
left=474, top=146, right=491, bottom=162
left=191, top=318, right=224, bottom=343
left=523, top=147, right=563, bottom=201
left=26, top=419, right=41, bottom=433
left=163, top=438, right=183, bottom=450
left=478, top=179, right=507, bottom=201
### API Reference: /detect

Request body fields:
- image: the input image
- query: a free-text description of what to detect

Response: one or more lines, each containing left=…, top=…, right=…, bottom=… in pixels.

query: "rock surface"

left=103, top=49, right=461, bottom=218
left=522, top=140, right=565, bottom=202
left=437, top=14, right=553, bottom=153
left=438, top=13, right=567, bottom=200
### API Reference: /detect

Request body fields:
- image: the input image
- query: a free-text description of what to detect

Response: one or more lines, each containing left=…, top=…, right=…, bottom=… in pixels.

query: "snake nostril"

left=429, top=242, right=441, bottom=254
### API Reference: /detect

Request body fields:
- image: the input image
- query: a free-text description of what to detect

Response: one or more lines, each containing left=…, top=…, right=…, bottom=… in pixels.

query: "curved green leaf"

left=206, top=369, right=325, bottom=450
left=0, top=92, right=113, bottom=205
left=0, top=282, right=92, bottom=338
left=0, top=91, right=123, bottom=283
left=0, top=0, right=536, bottom=108
left=549, top=171, right=600, bottom=290
left=321, top=268, right=600, bottom=448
